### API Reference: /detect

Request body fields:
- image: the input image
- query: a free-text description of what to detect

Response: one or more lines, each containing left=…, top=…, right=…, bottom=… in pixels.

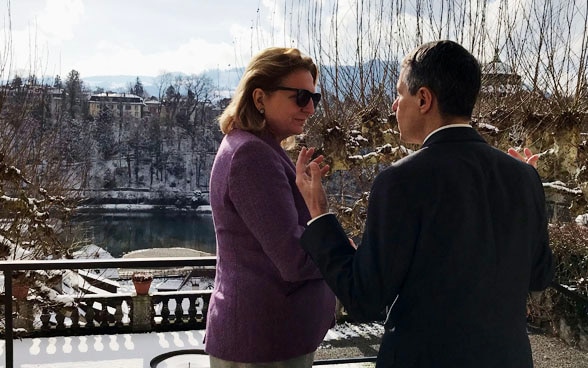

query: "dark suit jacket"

left=301, top=127, right=554, bottom=367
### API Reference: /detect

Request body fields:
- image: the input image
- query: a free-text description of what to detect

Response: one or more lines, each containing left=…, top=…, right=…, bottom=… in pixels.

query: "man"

left=295, top=40, right=554, bottom=367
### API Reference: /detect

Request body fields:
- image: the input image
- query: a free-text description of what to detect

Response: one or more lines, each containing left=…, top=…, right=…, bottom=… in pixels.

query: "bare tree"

left=249, top=0, right=588, bottom=234
left=0, top=2, right=91, bottom=325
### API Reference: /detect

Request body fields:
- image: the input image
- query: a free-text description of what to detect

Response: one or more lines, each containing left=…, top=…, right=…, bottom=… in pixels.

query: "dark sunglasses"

left=273, top=86, right=321, bottom=108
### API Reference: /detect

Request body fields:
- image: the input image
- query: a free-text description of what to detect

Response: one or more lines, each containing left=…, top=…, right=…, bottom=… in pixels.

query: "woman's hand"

left=295, top=147, right=330, bottom=219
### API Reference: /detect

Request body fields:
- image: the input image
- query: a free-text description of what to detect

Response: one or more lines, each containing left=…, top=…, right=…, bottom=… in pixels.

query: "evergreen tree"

left=65, top=70, right=83, bottom=118
left=94, top=105, right=117, bottom=160
left=132, top=76, right=144, bottom=97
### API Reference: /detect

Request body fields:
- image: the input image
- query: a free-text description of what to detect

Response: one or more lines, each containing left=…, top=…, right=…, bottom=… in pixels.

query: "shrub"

left=528, top=223, right=588, bottom=348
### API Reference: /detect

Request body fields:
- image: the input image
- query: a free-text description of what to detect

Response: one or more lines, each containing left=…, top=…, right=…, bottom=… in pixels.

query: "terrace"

left=0, top=257, right=380, bottom=368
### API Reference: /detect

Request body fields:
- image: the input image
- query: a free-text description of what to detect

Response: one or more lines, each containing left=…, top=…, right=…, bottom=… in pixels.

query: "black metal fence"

left=0, top=257, right=215, bottom=368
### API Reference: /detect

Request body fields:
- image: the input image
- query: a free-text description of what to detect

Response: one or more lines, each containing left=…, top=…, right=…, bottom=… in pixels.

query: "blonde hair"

left=218, top=47, right=318, bottom=135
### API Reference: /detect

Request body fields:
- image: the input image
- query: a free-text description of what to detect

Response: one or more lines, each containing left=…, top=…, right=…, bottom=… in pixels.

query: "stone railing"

left=0, top=257, right=216, bottom=368
left=10, top=289, right=212, bottom=337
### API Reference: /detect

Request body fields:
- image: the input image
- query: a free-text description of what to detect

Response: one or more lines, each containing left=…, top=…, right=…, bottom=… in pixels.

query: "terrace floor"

left=2, top=323, right=588, bottom=368
left=0, top=322, right=383, bottom=368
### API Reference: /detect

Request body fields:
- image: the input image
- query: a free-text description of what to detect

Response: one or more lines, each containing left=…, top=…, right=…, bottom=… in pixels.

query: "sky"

left=0, top=0, right=276, bottom=78
left=0, top=0, right=510, bottom=81
left=1, top=0, right=587, bottom=93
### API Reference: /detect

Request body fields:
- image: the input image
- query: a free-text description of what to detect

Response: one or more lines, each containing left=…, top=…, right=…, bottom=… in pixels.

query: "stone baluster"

left=188, top=296, right=197, bottom=324
left=195, top=296, right=204, bottom=323
left=114, top=302, right=124, bottom=327
left=40, top=307, right=51, bottom=331
left=174, top=296, right=183, bottom=325
left=70, top=307, right=80, bottom=329
left=100, top=302, right=110, bottom=327
left=160, top=298, right=171, bottom=326
left=55, top=309, right=66, bottom=329
left=86, top=305, right=95, bottom=328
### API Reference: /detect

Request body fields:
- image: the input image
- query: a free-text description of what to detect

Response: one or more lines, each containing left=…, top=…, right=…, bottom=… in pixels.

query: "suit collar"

left=423, top=124, right=472, bottom=143
left=422, top=125, right=486, bottom=148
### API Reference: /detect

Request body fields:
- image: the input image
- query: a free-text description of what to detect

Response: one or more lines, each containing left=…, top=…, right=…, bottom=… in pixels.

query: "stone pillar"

left=14, top=300, right=34, bottom=331
left=132, top=295, right=153, bottom=332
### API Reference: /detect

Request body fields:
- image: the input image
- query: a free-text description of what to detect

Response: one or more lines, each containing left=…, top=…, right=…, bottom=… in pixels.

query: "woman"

left=205, top=47, right=336, bottom=367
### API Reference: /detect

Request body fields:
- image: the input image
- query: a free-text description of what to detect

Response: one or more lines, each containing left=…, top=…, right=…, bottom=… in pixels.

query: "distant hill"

left=82, top=67, right=245, bottom=100
left=81, top=59, right=398, bottom=101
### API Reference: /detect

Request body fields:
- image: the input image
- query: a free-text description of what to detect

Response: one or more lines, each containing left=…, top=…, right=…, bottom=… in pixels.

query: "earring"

left=259, top=108, right=265, bottom=115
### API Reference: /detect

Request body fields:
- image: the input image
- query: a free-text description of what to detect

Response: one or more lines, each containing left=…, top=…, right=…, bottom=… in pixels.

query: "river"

left=69, top=212, right=217, bottom=258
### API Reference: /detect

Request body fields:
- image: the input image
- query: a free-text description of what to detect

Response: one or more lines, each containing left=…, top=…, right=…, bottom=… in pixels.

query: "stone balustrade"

left=8, top=289, right=212, bottom=338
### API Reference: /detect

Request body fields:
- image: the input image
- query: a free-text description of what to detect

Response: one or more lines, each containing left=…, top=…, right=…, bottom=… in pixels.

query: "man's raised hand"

left=508, top=147, right=539, bottom=168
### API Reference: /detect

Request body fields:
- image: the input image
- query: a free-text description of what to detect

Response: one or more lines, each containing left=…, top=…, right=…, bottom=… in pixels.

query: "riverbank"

left=76, top=203, right=212, bottom=214
left=78, top=188, right=209, bottom=207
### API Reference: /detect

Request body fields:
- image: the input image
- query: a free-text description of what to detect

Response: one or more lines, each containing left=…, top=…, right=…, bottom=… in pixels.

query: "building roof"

left=482, top=48, right=516, bottom=76
left=89, top=92, right=144, bottom=103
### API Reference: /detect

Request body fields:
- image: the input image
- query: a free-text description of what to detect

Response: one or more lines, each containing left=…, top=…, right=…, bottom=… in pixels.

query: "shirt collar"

left=423, top=124, right=472, bottom=145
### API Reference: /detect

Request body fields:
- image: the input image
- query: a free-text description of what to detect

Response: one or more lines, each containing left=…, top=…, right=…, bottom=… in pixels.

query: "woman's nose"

left=302, top=100, right=315, bottom=114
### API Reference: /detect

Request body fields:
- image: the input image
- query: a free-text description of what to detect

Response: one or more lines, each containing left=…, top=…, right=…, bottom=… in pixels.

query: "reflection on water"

left=69, top=212, right=217, bottom=258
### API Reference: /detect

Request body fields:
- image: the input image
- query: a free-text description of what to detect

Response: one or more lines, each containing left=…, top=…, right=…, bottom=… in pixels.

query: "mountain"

left=80, top=59, right=397, bottom=100
left=82, top=75, right=159, bottom=97
left=82, top=67, right=245, bottom=100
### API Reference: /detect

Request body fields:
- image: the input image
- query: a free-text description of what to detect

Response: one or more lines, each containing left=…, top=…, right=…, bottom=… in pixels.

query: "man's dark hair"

left=402, top=40, right=481, bottom=119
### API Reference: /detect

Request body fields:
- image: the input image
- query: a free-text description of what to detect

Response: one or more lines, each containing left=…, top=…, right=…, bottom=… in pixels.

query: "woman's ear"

left=252, top=88, right=265, bottom=111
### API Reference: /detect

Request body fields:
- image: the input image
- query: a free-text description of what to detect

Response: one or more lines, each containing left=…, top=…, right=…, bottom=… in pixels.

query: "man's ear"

left=417, top=87, right=433, bottom=113
left=252, top=88, right=265, bottom=110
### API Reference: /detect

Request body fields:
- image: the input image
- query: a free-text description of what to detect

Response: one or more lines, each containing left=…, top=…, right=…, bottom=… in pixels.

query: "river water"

left=69, top=212, right=217, bottom=258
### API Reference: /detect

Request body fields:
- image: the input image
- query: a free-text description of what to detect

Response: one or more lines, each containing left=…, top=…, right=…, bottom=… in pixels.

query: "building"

left=0, top=83, right=65, bottom=120
left=144, top=97, right=161, bottom=117
left=481, top=48, right=523, bottom=96
left=88, top=92, right=145, bottom=119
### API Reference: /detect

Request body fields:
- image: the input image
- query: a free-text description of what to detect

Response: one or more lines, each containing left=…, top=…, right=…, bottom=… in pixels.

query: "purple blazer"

left=205, top=128, right=336, bottom=363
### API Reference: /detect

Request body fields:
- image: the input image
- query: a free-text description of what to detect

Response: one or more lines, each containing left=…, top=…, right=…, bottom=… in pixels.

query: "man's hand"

left=508, top=147, right=539, bottom=168
left=295, top=147, right=330, bottom=219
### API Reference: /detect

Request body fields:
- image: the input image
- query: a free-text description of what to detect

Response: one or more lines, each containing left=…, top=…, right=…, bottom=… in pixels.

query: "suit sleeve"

left=529, top=171, right=555, bottom=291
left=301, top=169, right=418, bottom=321
left=228, top=140, right=322, bottom=282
